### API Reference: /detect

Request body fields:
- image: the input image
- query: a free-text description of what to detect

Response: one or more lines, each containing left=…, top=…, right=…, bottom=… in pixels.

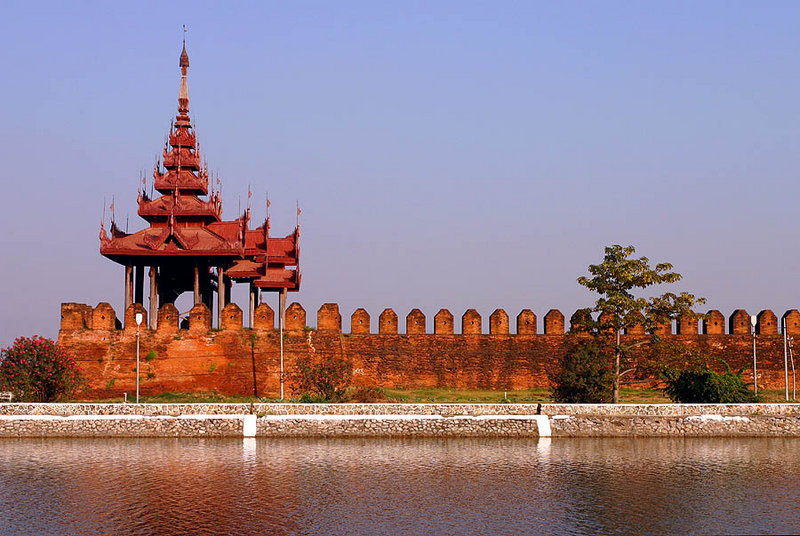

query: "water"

left=0, top=437, right=798, bottom=535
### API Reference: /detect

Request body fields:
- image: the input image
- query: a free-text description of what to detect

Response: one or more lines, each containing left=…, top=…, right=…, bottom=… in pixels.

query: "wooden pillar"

left=217, top=267, right=225, bottom=328
left=134, top=266, right=144, bottom=304
left=224, top=277, right=232, bottom=305
left=124, top=264, right=133, bottom=312
left=149, top=267, right=158, bottom=330
left=279, top=288, right=287, bottom=330
left=193, top=264, right=201, bottom=305
left=249, top=282, right=256, bottom=329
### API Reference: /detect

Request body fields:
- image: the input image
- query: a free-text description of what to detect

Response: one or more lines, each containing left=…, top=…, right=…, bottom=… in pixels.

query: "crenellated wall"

left=59, top=302, right=800, bottom=398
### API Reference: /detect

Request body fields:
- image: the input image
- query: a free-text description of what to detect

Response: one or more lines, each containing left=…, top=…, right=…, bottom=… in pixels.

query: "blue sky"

left=1, top=1, right=799, bottom=344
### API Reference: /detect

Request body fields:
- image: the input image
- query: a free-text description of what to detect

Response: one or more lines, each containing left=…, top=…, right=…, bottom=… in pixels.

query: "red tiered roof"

left=100, top=42, right=300, bottom=292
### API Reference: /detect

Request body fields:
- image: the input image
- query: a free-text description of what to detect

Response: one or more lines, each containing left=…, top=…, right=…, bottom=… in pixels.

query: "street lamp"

left=750, top=315, right=758, bottom=395
left=784, top=317, right=789, bottom=401
left=135, top=312, right=143, bottom=403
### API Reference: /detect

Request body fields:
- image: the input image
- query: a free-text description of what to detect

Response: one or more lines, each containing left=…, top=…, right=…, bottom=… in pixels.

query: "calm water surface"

left=0, top=437, right=798, bottom=535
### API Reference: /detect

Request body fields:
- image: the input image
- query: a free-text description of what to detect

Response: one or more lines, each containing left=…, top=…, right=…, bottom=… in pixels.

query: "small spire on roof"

left=178, top=26, right=190, bottom=114
left=180, top=25, right=189, bottom=68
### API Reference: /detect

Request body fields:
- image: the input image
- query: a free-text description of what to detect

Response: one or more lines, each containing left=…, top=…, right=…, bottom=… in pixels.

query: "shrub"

left=662, top=362, right=758, bottom=403
left=0, top=336, right=83, bottom=402
left=549, top=338, right=614, bottom=403
left=291, top=355, right=352, bottom=402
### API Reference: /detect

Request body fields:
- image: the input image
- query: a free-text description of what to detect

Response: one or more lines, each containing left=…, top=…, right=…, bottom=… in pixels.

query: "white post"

left=790, top=337, right=796, bottom=401
left=135, top=312, right=143, bottom=403
left=279, top=289, right=287, bottom=400
left=784, top=317, right=790, bottom=401
left=750, top=315, right=758, bottom=395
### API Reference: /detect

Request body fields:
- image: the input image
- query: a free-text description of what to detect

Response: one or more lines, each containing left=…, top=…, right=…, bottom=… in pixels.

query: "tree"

left=0, top=336, right=84, bottom=402
left=577, top=245, right=705, bottom=403
left=549, top=338, right=614, bottom=403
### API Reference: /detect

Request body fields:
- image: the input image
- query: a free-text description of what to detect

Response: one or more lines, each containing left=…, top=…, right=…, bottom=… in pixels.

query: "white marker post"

left=784, top=317, right=789, bottom=401
left=750, top=315, right=758, bottom=395
left=135, top=312, right=143, bottom=403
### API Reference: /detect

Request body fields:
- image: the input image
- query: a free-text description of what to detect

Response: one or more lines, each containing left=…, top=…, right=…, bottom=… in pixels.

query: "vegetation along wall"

left=58, top=302, right=800, bottom=398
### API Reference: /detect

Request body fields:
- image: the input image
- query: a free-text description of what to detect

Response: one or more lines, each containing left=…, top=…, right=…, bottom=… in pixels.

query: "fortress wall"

left=59, top=303, right=798, bottom=398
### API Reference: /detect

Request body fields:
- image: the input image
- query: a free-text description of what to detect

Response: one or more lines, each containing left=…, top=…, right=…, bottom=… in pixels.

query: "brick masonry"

left=58, top=302, right=800, bottom=398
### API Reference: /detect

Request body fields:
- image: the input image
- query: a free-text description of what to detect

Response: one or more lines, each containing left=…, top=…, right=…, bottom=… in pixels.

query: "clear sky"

left=1, top=1, right=799, bottom=346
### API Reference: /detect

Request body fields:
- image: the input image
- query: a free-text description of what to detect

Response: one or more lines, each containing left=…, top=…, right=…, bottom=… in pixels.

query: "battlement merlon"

left=60, top=303, right=800, bottom=336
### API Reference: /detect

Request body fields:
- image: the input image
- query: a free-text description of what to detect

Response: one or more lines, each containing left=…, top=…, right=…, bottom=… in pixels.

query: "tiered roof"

left=100, top=42, right=300, bottom=291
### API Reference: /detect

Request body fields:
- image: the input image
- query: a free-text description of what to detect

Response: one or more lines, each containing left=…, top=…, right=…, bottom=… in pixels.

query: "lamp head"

left=750, top=315, right=757, bottom=328
left=135, top=312, right=143, bottom=326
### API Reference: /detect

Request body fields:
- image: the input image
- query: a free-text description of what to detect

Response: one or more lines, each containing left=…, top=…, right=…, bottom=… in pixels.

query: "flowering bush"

left=0, top=336, right=83, bottom=402
left=291, top=355, right=352, bottom=402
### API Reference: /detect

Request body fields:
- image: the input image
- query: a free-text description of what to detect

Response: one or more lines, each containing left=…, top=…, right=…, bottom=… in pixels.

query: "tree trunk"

left=613, top=329, right=621, bottom=403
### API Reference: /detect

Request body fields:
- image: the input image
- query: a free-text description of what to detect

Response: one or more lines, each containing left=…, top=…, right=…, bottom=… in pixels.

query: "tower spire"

left=178, top=26, right=190, bottom=115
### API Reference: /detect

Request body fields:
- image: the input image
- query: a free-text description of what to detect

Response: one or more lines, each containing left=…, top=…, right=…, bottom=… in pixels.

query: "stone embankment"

left=1, top=403, right=799, bottom=438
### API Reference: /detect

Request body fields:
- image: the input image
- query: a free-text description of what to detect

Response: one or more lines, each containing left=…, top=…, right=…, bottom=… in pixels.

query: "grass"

left=69, top=388, right=794, bottom=405
left=754, top=389, right=797, bottom=403
left=70, top=392, right=267, bottom=404
left=380, top=387, right=673, bottom=404
left=380, top=387, right=550, bottom=403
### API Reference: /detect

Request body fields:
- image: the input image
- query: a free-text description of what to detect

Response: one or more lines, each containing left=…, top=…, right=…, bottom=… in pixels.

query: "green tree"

left=549, top=338, right=614, bottom=403
left=577, top=245, right=705, bottom=403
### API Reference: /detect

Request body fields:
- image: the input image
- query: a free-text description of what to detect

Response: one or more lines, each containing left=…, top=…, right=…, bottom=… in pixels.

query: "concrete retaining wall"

left=255, top=415, right=548, bottom=438
left=0, top=403, right=798, bottom=438
left=0, top=414, right=244, bottom=437
left=4, top=402, right=799, bottom=417
left=548, top=415, right=800, bottom=437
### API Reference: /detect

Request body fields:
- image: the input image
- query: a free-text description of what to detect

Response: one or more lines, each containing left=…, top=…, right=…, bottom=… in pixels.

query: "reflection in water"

left=0, top=437, right=799, bottom=535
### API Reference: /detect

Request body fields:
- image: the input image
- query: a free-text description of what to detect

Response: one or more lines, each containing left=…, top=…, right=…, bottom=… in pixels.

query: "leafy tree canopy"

left=576, top=244, right=706, bottom=403
left=577, top=245, right=703, bottom=334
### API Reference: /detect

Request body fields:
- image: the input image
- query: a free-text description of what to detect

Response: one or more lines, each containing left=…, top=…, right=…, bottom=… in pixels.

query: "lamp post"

left=784, top=317, right=790, bottom=401
left=135, top=312, right=143, bottom=403
left=789, top=337, right=796, bottom=401
left=750, top=315, right=758, bottom=395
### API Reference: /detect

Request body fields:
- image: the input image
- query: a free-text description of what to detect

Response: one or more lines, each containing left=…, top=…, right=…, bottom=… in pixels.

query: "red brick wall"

left=58, top=302, right=796, bottom=398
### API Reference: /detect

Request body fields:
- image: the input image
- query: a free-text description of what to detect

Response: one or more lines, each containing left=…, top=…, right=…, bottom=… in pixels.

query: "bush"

left=291, top=355, right=352, bottom=402
left=549, top=339, right=614, bottom=403
left=662, top=363, right=758, bottom=403
left=0, top=336, right=83, bottom=402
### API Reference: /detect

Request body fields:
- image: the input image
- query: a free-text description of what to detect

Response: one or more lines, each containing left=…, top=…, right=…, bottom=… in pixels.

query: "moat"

left=1, top=437, right=798, bottom=535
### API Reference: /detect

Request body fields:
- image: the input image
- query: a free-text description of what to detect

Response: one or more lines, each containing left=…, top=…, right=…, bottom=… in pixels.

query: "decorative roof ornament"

left=178, top=26, right=190, bottom=115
